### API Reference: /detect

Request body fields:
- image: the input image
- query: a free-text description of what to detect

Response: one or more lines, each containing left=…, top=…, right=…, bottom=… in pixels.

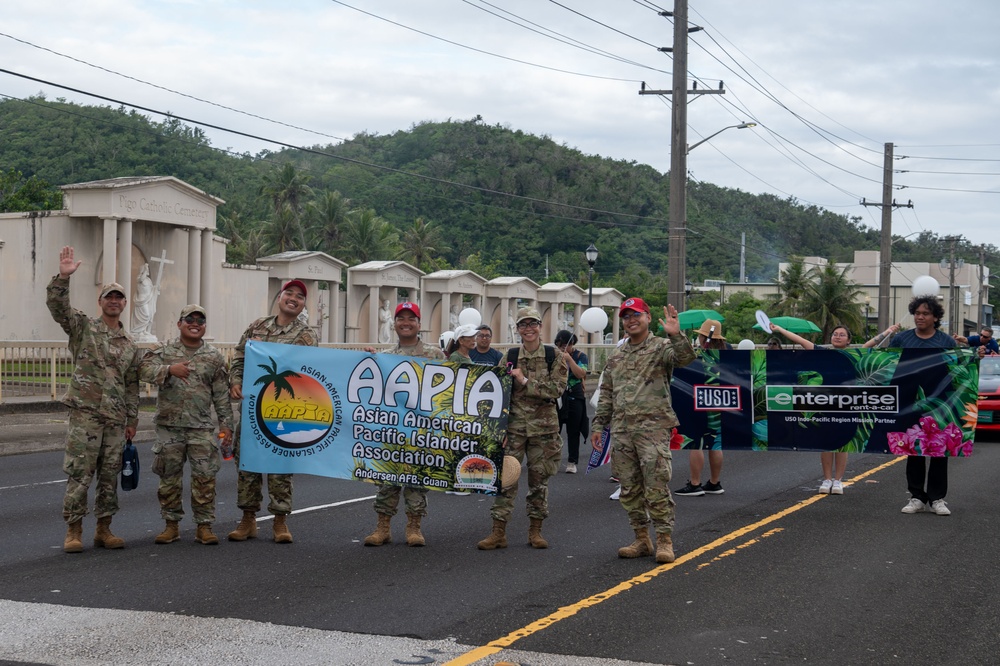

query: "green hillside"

left=0, top=97, right=988, bottom=305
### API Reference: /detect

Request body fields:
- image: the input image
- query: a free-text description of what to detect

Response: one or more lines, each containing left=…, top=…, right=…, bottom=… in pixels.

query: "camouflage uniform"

left=230, top=316, right=317, bottom=515
left=489, top=344, right=568, bottom=522
left=592, top=332, right=696, bottom=535
left=46, top=275, right=140, bottom=524
left=140, top=339, right=233, bottom=524
left=372, top=341, right=445, bottom=517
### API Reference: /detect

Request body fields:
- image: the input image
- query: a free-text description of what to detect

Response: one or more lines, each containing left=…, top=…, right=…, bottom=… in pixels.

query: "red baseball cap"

left=395, top=302, right=421, bottom=319
left=619, top=297, right=650, bottom=316
left=281, top=279, right=307, bottom=298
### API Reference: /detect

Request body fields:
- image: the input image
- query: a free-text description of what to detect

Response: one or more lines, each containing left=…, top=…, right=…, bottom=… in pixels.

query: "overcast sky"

left=3, top=1, right=998, bottom=257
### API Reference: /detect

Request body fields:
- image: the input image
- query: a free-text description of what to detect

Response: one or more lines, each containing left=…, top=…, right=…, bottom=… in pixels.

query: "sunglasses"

left=181, top=315, right=206, bottom=325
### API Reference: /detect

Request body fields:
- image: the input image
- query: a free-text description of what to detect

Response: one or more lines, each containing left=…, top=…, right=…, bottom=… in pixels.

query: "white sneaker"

left=819, top=479, right=833, bottom=494
left=901, top=498, right=928, bottom=514
left=565, top=463, right=577, bottom=474
left=609, top=486, right=621, bottom=500
left=930, top=499, right=951, bottom=515
left=831, top=480, right=844, bottom=495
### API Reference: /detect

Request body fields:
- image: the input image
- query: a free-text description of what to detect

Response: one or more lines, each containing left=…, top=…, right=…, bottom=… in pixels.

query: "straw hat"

left=695, top=318, right=726, bottom=340
left=501, top=455, right=521, bottom=489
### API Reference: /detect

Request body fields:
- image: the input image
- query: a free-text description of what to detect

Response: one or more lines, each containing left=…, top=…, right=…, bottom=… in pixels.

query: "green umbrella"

left=753, top=316, right=822, bottom=334
left=677, top=309, right=725, bottom=330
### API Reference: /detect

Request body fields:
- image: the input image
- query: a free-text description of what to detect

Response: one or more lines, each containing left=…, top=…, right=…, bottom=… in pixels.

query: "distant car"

left=977, top=356, right=1000, bottom=432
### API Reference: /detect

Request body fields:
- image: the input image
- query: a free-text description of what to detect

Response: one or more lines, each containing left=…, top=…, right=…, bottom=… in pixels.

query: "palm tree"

left=305, top=190, right=351, bottom=253
left=396, top=217, right=449, bottom=270
left=262, top=203, right=305, bottom=254
left=339, top=208, right=400, bottom=264
left=801, top=264, right=865, bottom=340
left=775, top=256, right=810, bottom=316
left=259, top=163, right=313, bottom=217
left=254, top=356, right=302, bottom=401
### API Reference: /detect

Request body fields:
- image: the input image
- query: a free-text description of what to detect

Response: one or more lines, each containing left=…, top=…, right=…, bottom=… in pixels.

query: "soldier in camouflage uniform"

left=46, top=246, right=140, bottom=553
left=363, top=302, right=445, bottom=547
left=228, top=280, right=317, bottom=544
left=140, top=304, right=233, bottom=546
left=478, top=306, right=567, bottom=550
left=590, top=297, right=696, bottom=564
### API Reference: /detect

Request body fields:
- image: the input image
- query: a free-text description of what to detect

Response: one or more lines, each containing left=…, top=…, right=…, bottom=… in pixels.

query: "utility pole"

left=861, top=142, right=912, bottom=332
left=639, top=0, right=721, bottom=311
left=977, top=246, right=985, bottom=332
left=944, top=235, right=962, bottom=334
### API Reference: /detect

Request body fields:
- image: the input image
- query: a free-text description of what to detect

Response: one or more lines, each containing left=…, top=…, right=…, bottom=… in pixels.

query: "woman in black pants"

left=555, top=330, right=589, bottom=474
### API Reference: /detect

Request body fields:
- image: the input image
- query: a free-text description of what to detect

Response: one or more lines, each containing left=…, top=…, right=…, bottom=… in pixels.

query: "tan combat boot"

left=64, top=520, right=83, bottom=553
left=477, top=519, right=508, bottom=550
left=618, top=529, right=653, bottom=558
left=155, top=520, right=180, bottom=544
left=228, top=511, right=258, bottom=541
left=195, top=524, right=219, bottom=545
left=94, top=516, right=125, bottom=549
left=272, top=515, right=293, bottom=544
left=363, top=514, right=392, bottom=547
left=655, top=532, right=676, bottom=564
left=528, top=518, right=548, bottom=549
left=405, top=514, right=425, bottom=547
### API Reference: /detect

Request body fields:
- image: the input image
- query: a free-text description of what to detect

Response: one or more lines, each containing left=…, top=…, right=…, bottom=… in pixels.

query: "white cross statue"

left=149, top=249, right=174, bottom=300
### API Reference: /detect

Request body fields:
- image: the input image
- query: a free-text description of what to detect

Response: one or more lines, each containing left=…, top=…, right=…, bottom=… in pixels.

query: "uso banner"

left=240, top=341, right=511, bottom=493
left=670, top=347, right=978, bottom=456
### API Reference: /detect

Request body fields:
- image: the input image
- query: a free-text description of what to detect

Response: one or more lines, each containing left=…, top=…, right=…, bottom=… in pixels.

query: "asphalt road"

left=0, top=409, right=997, bottom=666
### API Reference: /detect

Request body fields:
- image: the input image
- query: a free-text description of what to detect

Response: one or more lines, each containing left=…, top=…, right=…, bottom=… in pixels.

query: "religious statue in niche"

left=378, top=298, right=393, bottom=344
left=130, top=263, right=157, bottom=342
left=449, top=305, right=459, bottom=331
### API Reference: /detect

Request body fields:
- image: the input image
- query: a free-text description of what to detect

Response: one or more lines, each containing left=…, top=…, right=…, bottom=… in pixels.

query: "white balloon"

left=579, top=307, right=609, bottom=334
left=912, top=275, right=940, bottom=297
left=458, top=308, right=482, bottom=327
left=737, top=339, right=756, bottom=350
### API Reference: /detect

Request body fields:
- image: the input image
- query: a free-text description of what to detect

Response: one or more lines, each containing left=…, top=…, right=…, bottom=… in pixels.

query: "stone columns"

left=369, top=286, right=379, bottom=344
left=187, top=227, right=202, bottom=305
left=200, top=229, right=213, bottom=328
left=116, top=218, right=133, bottom=325
left=102, top=217, right=117, bottom=287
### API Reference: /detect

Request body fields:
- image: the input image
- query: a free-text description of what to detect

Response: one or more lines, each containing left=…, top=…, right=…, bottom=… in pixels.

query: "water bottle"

left=219, top=432, right=234, bottom=461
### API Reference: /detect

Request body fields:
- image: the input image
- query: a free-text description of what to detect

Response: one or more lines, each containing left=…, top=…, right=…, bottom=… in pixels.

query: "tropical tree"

left=397, top=217, right=449, bottom=270
left=259, top=163, right=312, bottom=217
left=801, top=263, right=865, bottom=340
left=262, top=203, right=306, bottom=254
left=339, top=208, right=400, bottom=264
left=774, top=256, right=810, bottom=316
left=305, top=190, right=351, bottom=253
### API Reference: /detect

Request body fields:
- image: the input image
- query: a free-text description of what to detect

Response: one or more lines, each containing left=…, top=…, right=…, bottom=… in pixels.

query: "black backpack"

left=506, top=345, right=557, bottom=372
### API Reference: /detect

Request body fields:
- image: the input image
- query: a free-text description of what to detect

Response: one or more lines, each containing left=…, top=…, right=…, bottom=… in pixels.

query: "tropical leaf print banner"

left=669, top=348, right=978, bottom=456
left=240, top=341, right=511, bottom=493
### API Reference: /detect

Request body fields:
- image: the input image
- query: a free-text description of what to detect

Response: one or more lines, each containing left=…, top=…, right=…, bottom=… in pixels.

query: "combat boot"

left=64, top=520, right=83, bottom=553
left=273, top=515, right=293, bottom=544
left=363, top=514, right=392, bottom=547
left=195, top=524, right=219, bottom=545
left=618, top=528, right=653, bottom=558
left=528, top=518, right=548, bottom=549
left=477, top=519, right=507, bottom=550
left=94, top=516, right=125, bottom=549
left=655, top=532, right=676, bottom=564
left=405, top=514, right=425, bottom=547
left=154, top=520, right=180, bottom=544
left=228, top=511, right=258, bottom=541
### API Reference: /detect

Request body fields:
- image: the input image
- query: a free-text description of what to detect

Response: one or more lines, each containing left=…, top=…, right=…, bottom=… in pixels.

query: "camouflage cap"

left=515, top=306, right=542, bottom=325
left=99, top=282, right=126, bottom=299
left=179, top=304, right=207, bottom=319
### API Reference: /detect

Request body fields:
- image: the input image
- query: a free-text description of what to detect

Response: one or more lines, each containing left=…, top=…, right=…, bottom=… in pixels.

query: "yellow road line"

left=444, top=456, right=905, bottom=666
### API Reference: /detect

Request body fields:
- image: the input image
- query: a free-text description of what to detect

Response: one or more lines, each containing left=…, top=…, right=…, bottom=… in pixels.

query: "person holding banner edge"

left=478, top=307, right=568, bottom=550
left=769, top=321, right=900, bottom=494
left=887, top=296, right=956, bottom=516
left=228, top=279, right=317, bottom=544
left=591, top=297, right=696, bottom=563
left=363, top=302, right=445, bottom=547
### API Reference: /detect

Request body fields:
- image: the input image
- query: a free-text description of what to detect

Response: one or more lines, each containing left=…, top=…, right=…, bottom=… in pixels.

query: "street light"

left=585, top=244, right=598, bottom=344
left=686, top=122, right=756, bottom=154
left=864, top=295, right=871, bottom=339
left=669, top=121, right=757, bottom=312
